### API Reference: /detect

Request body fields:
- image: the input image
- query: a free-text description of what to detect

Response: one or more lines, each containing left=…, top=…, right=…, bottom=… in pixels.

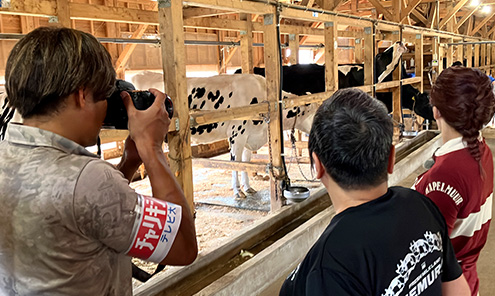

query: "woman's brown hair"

left=431, top=66, right=495, bottom=168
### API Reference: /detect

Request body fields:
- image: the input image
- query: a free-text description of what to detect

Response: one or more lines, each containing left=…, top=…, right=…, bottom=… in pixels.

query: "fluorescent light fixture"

left=482, top=5, right=492, bottom=13
left=470, top=0, right=480, bottom=6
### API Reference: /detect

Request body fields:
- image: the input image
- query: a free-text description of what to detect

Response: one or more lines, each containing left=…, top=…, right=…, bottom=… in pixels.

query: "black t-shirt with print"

left=280, top=186, right=462, bottom=296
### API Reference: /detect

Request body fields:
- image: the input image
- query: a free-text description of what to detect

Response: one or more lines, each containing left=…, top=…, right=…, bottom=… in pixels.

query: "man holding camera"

left=0, top=27, right=197, bottom=295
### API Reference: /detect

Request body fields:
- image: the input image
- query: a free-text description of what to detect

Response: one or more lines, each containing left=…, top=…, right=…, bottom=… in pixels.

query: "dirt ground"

left=129, top=140, right=321, bottom=288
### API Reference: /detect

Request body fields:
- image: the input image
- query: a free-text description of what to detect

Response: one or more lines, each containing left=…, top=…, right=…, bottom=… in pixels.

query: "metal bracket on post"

left=240, top=30, right=247, bottom=36
left=324, top=21, right=334, bottom=28
left=289, top=34, right=296, bottom=41
left=355, top=38, right=361, bottom=44
left=364, top=27, right=372, bottom=35
left=416, top=34, right=421, bottom=40
left=48, top=16, right=59, bottom=23
left=263, top=14, right=274, bottom=26
left=158, top=0, right=171, bottom=8
left=175, top=118, right=180, bottom=131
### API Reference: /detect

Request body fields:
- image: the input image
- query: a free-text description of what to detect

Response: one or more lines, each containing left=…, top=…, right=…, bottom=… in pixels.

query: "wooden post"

left=481, top=43, right=487, bottom=72
left=324, top=20, right=338, bottom=92
left=364, top=26, right=374, bottom=93
left=474, top=43, right=480, bottom=67
left=466, top=43, right=473, bottom=67
left=457, top=41, right=464, bottom=66
left=446, top=39, right=454, bottom=69
left=56, top=0, right=71, bottom=28
left=354, top=37, right=363, bottom=63
left=288, top=33, right=299, bottom=65
left=263, top=11, right=284, bottom=211
left=158, top=0, right=194, bottom=213
left=240, top=14, right=254, bottom=74
left=414, top=33, right=423, bottom=92
left=487, top=44, right=492, bottom=75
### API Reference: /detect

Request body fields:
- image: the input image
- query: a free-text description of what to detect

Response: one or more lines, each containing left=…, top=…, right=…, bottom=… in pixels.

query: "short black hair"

left=308, top=88, right=393, bottom=190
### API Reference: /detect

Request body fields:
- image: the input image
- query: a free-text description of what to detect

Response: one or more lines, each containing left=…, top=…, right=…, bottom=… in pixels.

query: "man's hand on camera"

left=121, top=88, right=170, bottom=152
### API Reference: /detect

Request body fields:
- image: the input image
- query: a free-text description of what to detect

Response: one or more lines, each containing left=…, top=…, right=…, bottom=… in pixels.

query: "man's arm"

left=442, top=274, right=470, bottom=296
left=122, top=89, right=198, bottom=265
left=116, top=136, right=142, bottom=183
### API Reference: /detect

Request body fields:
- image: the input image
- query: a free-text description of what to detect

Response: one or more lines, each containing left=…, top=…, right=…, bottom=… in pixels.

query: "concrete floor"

left=398, top=135, right=495, bottom=295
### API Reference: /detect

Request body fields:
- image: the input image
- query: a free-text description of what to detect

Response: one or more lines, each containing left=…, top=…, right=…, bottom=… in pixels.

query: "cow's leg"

left=231, top=145, right=246, bottom=199
left=241, top=149, right=257, bottom=194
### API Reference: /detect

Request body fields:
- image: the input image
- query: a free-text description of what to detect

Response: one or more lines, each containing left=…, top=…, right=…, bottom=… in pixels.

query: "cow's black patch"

left=287, top=110, right=298, bottom=118
left=221, top=122, right=225, bottom=126
left=200, top=100, right=206, bottom=109
left=191, top=127, right=197, bottom=135
left=252, top=120, right=263, bottom=125
left=208, top=90, right=220, bottom=102
left=214, top=96, right=224, bottom=109
left=192, top=105, right=197, bottom=109
left=196, top=125, right=205, bottom=135
left=250, top=97, right=258, bottom=105
left=302, top=111, right=305, bottom=116
left=242, top=120, right=247, bottom=125
left=237, top=125, right=242, bottom=131
left=192, top=88, right=196, bottom=94
left=195, top=87, right=206, bottom=99
left=229, top=92, right=233, bottom=98
left=188, top=95, right=193, bottom=108
left=230, top=153, right=235, bottom=161
left=241, top=129, right=245, bottom=134
left=232, top=125, right=235, bottom=129
left=227, top=105, right=231, bottom=108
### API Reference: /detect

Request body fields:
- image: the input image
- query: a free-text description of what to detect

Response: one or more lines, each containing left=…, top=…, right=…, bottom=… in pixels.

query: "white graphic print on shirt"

left=382, top=231, right=443, bottom=296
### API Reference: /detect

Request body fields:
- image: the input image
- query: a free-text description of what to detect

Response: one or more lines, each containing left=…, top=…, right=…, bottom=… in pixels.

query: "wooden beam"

left=325, top=20, right=339, bottom=91
left=288, top=33, right=300, bottom=64
left=415, top=33, right=424, bottom=92
left=471, top=11, right=495, bottom=36
left=487, top=23, right=495, bottom=36
left=158, top=0, right=194, bottom=212
left=368, top=0, right=395, bottom=21
left=183, top=7, right=233, bottom=18
left=454, top=4, right=481, bottom=32
left=364, top=26, right=374, bottom=87
left=184, top=17, right=246, bottom=31
left=263, top=11, right=284, bottom=211
left=427, top=3, right=437, bottom=29
left=411, top=8, right=429, bottom=25
left=56, top=0, right=71, bottom=27
left=240, top=14, right=254, bottom=72
left=438, top=0, right=470, bottom=29
left=315, top=0, right=345, bottom=10
left=400, top=0, right=422, bottom=23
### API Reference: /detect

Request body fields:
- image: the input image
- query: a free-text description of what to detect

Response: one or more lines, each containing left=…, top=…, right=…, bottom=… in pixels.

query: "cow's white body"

left=132, top=72, right=316, bottom=198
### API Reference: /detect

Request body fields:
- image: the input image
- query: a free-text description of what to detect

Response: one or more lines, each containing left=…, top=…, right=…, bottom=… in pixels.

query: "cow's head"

left=376, top=42, right=408, bottom=83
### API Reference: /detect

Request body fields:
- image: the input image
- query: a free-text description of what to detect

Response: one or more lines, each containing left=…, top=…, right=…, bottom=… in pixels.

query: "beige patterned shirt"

left=0, top=124, right=139, bottom=296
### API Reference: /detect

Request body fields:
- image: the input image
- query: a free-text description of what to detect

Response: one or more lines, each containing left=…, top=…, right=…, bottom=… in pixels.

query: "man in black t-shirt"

left=280, top=89, right=469, bottom=296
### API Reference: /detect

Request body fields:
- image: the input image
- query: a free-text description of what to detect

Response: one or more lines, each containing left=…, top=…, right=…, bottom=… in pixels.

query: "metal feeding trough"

left=284, top=186, right=310, bottom=204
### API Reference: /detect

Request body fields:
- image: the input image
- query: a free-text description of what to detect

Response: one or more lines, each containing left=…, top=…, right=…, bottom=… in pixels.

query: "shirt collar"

left=434, top=132, right=482, bottom=157
left=5, top=123, right=98, bottom=158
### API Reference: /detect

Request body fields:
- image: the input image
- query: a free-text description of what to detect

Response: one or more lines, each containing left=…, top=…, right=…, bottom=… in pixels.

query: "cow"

left=131, top=72, right=316, bottom=199
left=235, top=42, right=434, bottom=121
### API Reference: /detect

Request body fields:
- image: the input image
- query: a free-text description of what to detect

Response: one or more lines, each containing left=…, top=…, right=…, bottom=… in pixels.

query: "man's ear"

left=73, top=88, right=86, bottom=109
left=387, top=145, right=395, bottom=174
left=312, top=152, right=326, bottom=179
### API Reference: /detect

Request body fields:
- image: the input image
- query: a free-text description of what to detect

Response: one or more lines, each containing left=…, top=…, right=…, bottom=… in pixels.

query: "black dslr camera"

left=103, top=79, right=174, bottom=129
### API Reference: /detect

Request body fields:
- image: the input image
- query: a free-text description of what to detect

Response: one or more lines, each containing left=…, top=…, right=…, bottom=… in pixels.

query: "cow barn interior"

left=2, top=0, right=495, bottom=294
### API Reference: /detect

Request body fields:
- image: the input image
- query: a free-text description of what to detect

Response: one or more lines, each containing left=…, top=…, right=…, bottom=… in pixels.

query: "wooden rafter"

left=368, top=0, right=395, bottom=21
left=411, top=8, right=428, bottom=25
left=115, top=2, right=158, bottom=73
left=183, top=7, right=234, bottom=18
left=427, top=3, right=437, bottom=29
left=438, top=0, right=470, bottom=29
left=487, top=23, right=495, bottom=36
left=400, top=0, right=422, bottom=23
left=470, top=11, right=495, bottom=35
left=454, top=3, right=481, bottom=32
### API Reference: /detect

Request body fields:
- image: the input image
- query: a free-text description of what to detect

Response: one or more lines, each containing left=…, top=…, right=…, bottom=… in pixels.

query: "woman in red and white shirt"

left=414, top=66, right=495, bottom=295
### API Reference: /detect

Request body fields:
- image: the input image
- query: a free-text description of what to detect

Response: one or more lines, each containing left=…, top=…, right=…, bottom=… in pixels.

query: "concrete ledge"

left=195, top=207, right=336, bottom=296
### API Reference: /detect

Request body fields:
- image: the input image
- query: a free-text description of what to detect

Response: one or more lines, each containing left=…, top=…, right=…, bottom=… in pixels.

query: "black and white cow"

left=131, top=72, right=316, bottom=199
left=235, top=43, right=434, bottom=121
